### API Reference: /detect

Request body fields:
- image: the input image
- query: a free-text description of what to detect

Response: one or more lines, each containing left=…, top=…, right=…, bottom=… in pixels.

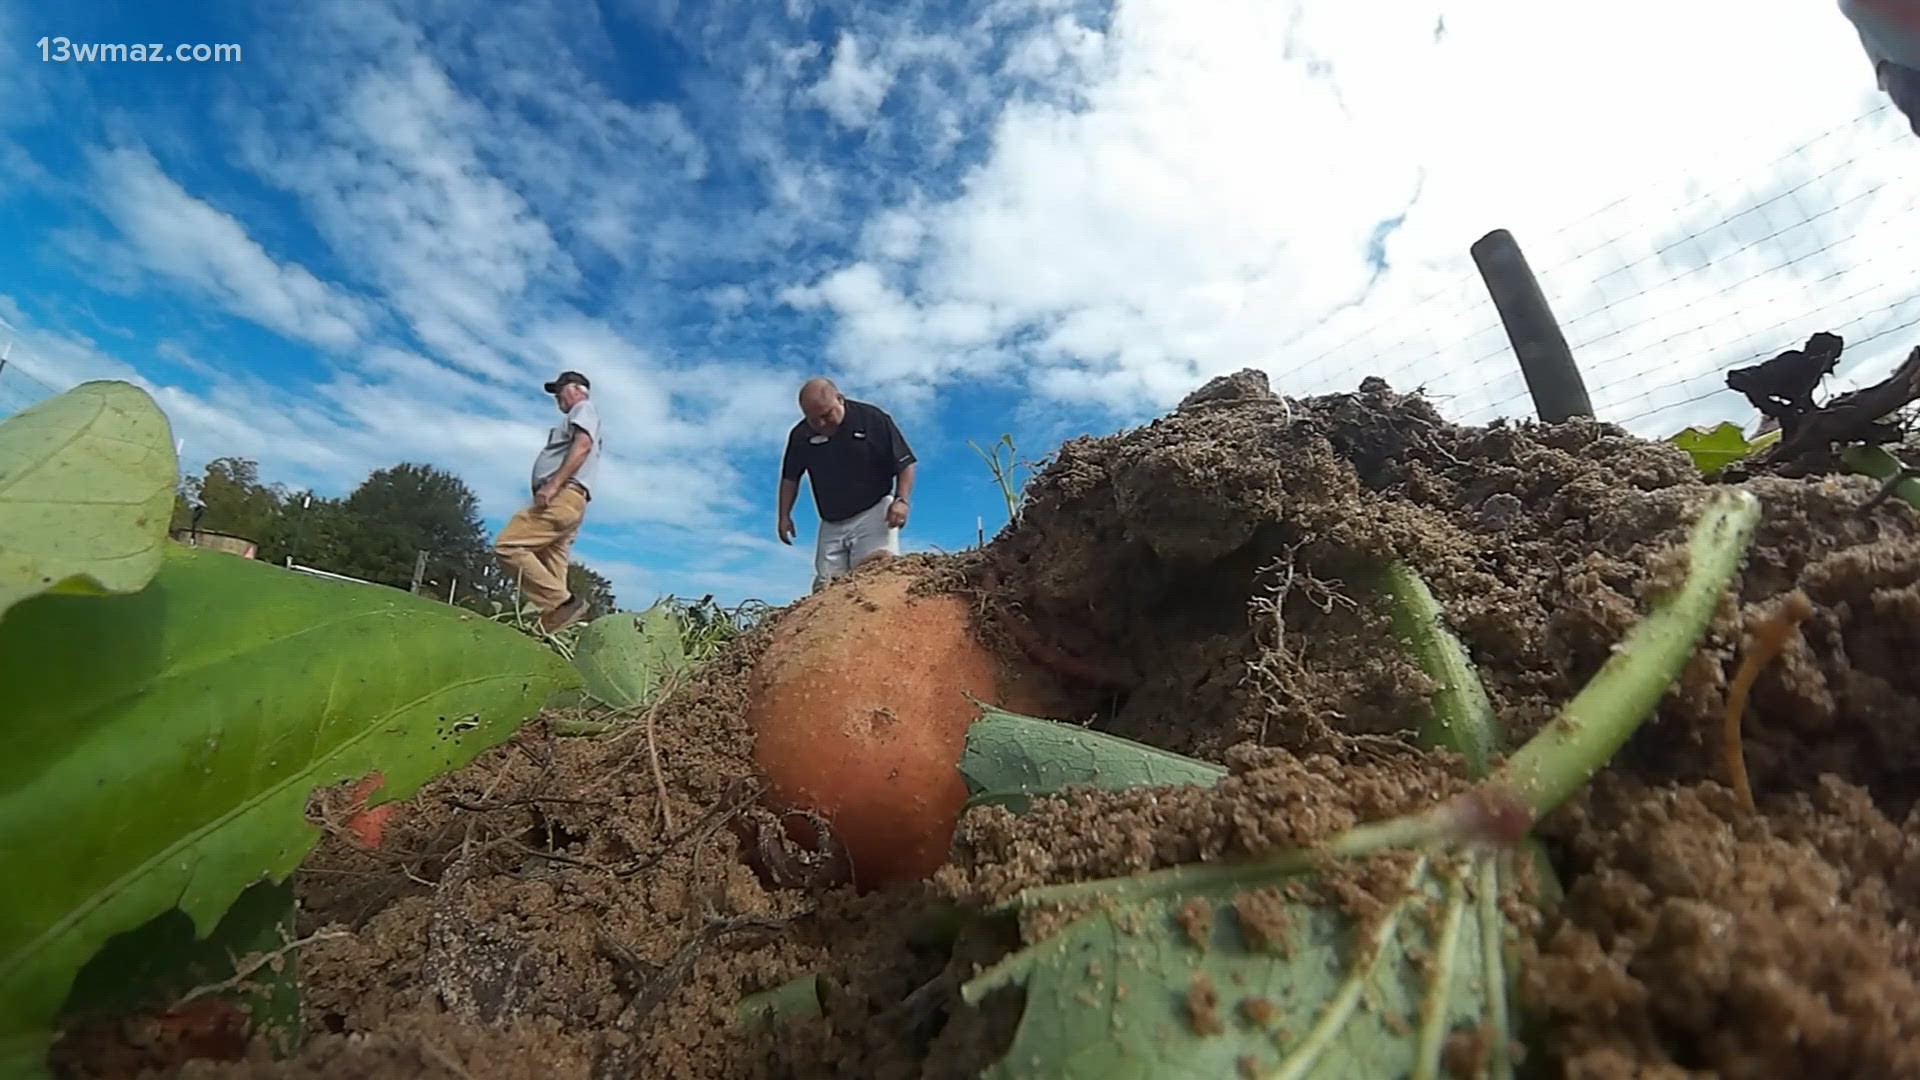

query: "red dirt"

left=342, top=774, right=396, bottom=850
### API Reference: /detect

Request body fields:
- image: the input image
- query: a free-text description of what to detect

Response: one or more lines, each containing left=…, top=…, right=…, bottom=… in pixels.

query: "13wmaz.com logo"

left=37, top=37, right=242, bottom=63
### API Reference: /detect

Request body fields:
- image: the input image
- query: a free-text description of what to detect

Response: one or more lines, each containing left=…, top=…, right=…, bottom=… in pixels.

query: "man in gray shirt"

left=493, top=370, right=602, bottom=633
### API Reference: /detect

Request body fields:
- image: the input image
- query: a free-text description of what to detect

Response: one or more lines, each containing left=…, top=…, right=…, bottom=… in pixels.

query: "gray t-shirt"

left=531, top=398, right=602, bottom=498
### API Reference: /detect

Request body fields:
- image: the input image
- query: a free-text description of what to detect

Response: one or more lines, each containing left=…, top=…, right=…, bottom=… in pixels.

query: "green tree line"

left=169, top=457, right=617, bottom=618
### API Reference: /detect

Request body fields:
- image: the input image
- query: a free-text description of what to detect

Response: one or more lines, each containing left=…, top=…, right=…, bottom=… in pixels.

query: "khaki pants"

left=493, top=486, right=587, bottom=612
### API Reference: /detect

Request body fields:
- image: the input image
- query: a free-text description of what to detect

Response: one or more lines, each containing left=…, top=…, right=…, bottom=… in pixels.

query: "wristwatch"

left=893, top=497, right=910, bottom=505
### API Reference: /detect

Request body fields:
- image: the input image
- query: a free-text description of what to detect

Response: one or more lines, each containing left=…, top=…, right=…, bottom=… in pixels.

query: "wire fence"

left=1263, top=100, right=1920, bottom=439
left=4, top=103, right=1917, bottom=447
left=0, top=353, right=61, bottom=417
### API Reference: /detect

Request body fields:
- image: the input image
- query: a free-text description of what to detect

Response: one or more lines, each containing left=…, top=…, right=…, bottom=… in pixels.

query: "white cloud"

left=88, top=146, right=373, bottom=350
left=785, top=0, right=1916, bottom=437
left=810, top=32, right=896, bottom=129
left=0, top=299, right=147, bottom=397
left=1001, top=15, right=1106, bottom=82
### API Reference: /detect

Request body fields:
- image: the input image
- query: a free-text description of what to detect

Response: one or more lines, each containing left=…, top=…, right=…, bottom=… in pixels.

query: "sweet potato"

left=741, top=563, right=1012, bottom=890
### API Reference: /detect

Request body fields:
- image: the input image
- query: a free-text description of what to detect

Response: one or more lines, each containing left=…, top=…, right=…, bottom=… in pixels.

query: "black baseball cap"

left=543, top=370, right=590, bottom=393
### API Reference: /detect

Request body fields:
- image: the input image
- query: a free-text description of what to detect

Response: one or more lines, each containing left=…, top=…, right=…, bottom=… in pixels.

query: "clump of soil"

left=57, top=367, right=1920, bottom=1080
left=1525, top=774, right=1920, bottom=1077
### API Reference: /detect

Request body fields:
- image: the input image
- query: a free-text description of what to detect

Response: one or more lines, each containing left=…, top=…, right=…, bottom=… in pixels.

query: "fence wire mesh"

left=0, top=357, right=60, bottom=417
left=1263, top=101, right=1920, bottom=439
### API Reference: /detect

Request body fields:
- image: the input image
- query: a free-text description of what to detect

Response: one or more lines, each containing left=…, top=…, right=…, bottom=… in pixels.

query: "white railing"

left=283, top=559, right=377, bottom=587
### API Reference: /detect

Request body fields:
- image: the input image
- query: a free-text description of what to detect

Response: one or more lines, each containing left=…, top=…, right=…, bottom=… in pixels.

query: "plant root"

left=173, top=928, right=350, bottom=1008
left=1722, top=589, right=1816, bottom=812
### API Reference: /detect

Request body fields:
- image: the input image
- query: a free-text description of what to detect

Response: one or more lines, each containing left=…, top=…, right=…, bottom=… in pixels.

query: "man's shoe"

left=539, top=594, right=588, bottom=634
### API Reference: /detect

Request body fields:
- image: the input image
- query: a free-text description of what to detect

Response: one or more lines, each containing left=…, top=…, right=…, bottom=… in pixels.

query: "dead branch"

left=420, top=1042, right=479, bottom=1080
left=614, top=777, right=763, bottom=877
left=174, top=929, right=350, bottom=1007
left=646, top=695, right=676, bottom=837
left=1727, top=333, right=1920, bottom=476
left=1722, top=591, right=1815, bottom=812
left=604, top=916, right=789, bottom=1028
left=443, top=795, right=605, bottom=813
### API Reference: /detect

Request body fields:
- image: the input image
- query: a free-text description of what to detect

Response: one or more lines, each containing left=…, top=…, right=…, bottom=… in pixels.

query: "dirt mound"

left=74, top=370, right=1920, bottom=1080
left=976, top=373, right=1920, bottom=818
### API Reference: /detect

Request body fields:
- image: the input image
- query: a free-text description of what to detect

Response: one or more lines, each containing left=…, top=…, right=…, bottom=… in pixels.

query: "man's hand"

left=778, top=512, right=796, bottom=545
left=886, top=498, right=909, bottom=529
left=534, top=479, right=560, bottom=509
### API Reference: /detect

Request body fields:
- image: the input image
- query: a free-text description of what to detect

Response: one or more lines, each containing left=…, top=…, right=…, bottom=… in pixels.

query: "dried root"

left=1722, top=589, right=1816, bottom=811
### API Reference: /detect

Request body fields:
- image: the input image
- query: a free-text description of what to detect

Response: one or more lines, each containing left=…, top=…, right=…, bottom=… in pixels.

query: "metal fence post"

left=1469, top=228, right=1593, bottom=423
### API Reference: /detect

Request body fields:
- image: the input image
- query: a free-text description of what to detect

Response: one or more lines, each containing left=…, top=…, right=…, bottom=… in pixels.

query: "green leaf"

left=963, top=854, right=1508, bottom=1080
left=1378, top=562, right=1497, bottom=777
left=572, top=603, right=687, bottom=709
left=0, top=381, right=178, bottom=618
left=58, top=878, right=303, bottom=1058
left=737, top=973, right=824, bottom=1031
left=0, top=543, right=581, bottom=1076
left=1841, top=445, right=1920, bottom=512
left=1667, top=421, right=1757, bottom=477
left=959, top=706, right=1227, bottom=814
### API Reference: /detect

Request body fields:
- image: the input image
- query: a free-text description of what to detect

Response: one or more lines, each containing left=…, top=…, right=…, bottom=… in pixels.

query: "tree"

left=566, top=562, right=618, bottom=619
left=166, top=456, right=529, bottom=614
left=330, top=464, right=496, bottom=600
left=171, top=458, right=286, bottom=546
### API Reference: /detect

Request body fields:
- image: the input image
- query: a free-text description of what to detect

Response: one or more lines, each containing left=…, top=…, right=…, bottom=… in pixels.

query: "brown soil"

left=53, top=368, right=1920, bottom=1080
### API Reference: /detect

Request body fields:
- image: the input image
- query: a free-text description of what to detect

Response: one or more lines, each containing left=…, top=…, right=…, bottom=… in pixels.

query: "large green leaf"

left=963, top=854, right=1509, bottom=1080
left=0, top=381, right=178, bottom=618
left=959, top=706, right=1227, bottom=814
left=572, top=603, right=687, bottom=709
left=0, top=543, right=581, bottom=1075
left=956, top=711, right=1516, bottom=1079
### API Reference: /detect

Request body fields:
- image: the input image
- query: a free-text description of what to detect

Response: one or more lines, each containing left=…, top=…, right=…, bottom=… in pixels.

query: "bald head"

left=799, top=377, right=846, bottom=434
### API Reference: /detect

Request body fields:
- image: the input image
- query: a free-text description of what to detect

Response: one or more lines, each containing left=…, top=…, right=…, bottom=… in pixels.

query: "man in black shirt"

left=777, top=378, right=918, bottom=592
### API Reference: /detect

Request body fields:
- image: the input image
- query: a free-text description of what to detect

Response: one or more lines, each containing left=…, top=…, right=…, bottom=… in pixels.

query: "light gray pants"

left=812, top=493, right=900, bottom=592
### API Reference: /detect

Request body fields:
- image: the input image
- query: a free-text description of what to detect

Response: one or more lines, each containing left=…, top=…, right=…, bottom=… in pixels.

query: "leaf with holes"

left=0, top=544, right=580, bottom=1076
left=572, top=603, right=687, bottom=709
left=963, top=853, right=1513, bottom=1080
left=0, top=381, right=177, bottom=619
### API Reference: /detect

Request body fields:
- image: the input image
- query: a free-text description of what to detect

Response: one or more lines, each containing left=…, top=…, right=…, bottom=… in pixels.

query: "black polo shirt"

left=781, top=399, right=917, bottom=522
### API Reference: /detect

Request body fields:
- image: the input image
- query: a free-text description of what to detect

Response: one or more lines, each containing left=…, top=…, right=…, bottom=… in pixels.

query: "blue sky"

left=3, top=0, right=1916, bottom=607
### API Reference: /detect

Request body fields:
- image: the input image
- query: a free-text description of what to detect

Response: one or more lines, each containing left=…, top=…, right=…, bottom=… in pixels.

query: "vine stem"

left=1007, top=487, right=1762, bottom=912
left=1492, top=488, right=1760, bottom=818
left=1380, top=560, right=1497, bottom=776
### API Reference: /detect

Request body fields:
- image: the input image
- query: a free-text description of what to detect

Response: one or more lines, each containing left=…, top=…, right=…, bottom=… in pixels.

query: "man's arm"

left=893, top=461, right=916, bottom=503
left=535, top=429, right=593, bottom=506
left=778, top=432, right=804, bottom=543
left=552, top=430, right=593, bottom=485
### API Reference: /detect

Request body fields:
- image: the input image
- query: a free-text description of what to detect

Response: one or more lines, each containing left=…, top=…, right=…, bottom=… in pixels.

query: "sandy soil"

left=52, top=369, right=1920, bottom=1080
